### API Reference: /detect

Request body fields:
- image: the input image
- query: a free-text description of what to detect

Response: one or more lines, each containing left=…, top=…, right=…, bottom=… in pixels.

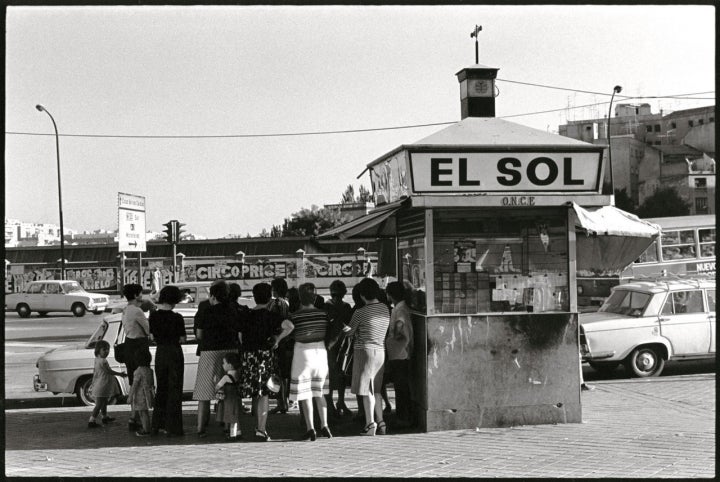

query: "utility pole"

left=470, top=25, right=482, bottom=64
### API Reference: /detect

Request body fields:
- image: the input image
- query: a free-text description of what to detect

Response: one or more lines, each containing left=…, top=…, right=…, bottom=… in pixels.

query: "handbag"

left=337, top=336, right=354, bottom=378
left=113, top=342, right=127, bottom=363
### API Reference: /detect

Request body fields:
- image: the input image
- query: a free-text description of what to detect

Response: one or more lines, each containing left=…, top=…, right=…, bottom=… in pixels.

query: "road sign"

left=118, top=192, right=147, bottom=252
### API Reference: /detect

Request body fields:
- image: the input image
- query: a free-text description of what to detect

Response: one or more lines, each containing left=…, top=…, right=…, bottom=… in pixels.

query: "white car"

left=6, top=280, right=109, bottom=317
left=34, top=281, right=255, bottom=405
left=580, top=278, right=716, bottom=377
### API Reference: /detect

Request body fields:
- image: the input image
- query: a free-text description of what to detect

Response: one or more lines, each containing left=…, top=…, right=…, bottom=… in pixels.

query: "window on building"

left=670, top=121, right=677, bottom=129
left=654, top=124, right=661, bottom=132
left=695, top=178, right=707, bottom=189
left=646, top=125, right=653, bottom=133
left=654, top=141, right=661, bottom=145
left=689, top=120, right=694, bottom=127
left=710, top=117, right=714, bottom=123
left=699, top=119, right=704, bottom=125
left=695, top=197, right=708, bottom=214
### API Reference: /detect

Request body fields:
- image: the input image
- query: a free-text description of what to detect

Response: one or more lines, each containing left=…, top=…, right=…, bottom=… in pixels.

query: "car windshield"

left=85, top=320, right=109, bottom=349
left=599, top=289, right=652, bottom=317
left=63, top=282, right=85, bottom=293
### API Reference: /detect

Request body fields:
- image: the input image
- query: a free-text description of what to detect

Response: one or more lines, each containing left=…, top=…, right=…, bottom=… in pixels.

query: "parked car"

left=34, top=281, right=255, bottom=406
left=6, top=280, right=109, bottom=318
left=580, top=278, right=716, bottom=377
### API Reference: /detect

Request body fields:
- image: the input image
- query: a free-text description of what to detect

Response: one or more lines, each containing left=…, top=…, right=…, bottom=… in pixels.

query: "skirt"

left=289, top=341, right=330, bottom=401
left=192, top=349, right=236, bottom=401
left=239, top=350, right=278, bottom=399
left=350, top=347, right=385, bottom=396
left=216, top=383, right=242, bottom=424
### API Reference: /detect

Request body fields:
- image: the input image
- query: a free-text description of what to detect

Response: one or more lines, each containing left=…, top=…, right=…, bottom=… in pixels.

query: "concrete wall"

left=412, top=313, right=581, bottom=432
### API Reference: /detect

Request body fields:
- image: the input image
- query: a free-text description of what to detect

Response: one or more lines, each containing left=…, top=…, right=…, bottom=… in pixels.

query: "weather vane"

left=470, top=25, right=482, bottom=64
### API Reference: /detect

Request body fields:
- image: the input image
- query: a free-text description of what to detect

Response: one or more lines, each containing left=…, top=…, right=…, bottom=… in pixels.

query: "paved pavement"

left=5, top=374, right=716, bottom=478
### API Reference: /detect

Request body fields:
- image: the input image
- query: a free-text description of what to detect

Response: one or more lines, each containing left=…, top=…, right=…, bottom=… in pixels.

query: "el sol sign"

left=409, top=151, right=602, bottom=193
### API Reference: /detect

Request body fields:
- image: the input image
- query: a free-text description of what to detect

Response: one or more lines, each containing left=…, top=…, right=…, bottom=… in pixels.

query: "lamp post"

left=606, top=86, right=622, bottom=201
left=36, top=104, right=65, bottom=280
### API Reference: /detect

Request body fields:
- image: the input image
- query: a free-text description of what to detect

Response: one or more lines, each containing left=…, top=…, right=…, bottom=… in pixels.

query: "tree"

left=614, top=188, right=636, bottom=214
left=281, top=205, right=352, bottom=237
left=637, top=187, right=691, bottom=218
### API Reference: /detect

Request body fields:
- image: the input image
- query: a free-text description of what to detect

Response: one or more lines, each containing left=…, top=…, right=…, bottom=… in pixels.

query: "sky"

left=5, top=5, right=715, bottom=239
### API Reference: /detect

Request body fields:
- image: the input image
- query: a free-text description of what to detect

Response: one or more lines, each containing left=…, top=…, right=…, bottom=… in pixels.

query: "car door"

left=43, top=283, right=64, bottom=312
left=24, top=282, right=45, bottom=310
left=707, top=289, right=716, bottom=354
left=181, top=316, right=199, bottom=393
left=658, top=289, right=710, bottom=356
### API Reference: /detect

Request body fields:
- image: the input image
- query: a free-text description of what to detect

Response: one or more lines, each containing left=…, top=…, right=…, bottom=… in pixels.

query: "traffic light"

left=176, top=222, right=186, bottom=244
left=163, top=220, right=177, bottom=245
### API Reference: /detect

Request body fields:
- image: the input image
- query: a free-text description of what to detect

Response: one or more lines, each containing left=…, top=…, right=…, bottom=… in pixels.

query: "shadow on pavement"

left=583, top=358, right=715, bottom=382
left=5, top=408, right=418, bottom=451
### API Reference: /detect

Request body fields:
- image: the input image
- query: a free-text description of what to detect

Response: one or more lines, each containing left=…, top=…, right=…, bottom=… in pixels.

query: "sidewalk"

left=5, top=374, right=715, bottom=478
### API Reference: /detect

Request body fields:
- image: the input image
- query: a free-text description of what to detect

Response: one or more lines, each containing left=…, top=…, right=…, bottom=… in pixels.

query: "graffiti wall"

left=5, top=252, right=379, bottom=294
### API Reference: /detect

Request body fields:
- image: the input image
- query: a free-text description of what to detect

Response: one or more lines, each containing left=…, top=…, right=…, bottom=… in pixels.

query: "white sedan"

left=580, top=278, right=716, bottom=377
left=6, top=280, right=109, bottom=318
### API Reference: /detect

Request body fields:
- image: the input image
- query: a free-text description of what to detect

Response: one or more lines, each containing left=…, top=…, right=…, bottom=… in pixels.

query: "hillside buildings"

left=559, top=104, right=715, bottom=214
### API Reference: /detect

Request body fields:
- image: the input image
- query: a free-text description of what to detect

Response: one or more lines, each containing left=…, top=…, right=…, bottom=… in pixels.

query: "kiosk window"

left=432, top=209, right=569, bottom=314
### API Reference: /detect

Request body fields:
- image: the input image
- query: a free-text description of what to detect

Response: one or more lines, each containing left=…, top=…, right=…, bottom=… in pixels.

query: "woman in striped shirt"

left=289, top=283, right=333, bottom=441
left=343, top=278, right=390, bottom=436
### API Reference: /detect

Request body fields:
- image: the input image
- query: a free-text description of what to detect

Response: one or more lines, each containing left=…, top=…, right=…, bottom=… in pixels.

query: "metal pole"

left=607, top=86, right=622, bottom=200
left=173, top=244, right=177, bottom=283
left=36, top=105, right=65, bottom=280
left=139, top=252, right=143, bottom=290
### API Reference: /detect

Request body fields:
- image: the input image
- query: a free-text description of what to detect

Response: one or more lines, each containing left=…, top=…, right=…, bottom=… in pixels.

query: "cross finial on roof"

left=470, top=25, right=482, bottom=64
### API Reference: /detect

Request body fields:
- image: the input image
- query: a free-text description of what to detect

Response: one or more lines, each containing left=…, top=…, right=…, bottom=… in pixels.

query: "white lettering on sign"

left=409, top=151, right=601, bottom=193
left=696, top=261, right=716, bottom=273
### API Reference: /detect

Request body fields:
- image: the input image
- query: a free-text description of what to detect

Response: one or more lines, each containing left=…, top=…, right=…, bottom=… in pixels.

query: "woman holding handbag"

left=120, top=283, right=152, bottom=432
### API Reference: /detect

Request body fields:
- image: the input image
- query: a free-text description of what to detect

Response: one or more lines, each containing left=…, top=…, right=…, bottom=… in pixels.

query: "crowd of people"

left=87, top=277, right=415, bottom=441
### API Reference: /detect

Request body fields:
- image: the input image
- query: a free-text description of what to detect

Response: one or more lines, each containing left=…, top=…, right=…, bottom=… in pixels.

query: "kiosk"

left=323, top=65, right=660, bottom=431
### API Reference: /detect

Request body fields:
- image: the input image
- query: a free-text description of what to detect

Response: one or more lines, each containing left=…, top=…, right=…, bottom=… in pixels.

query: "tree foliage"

left=278, top=205, right=352, bottom=237
left=262, top=184, right=373, bottom=237
left=637, top=187, right=691, bottom=218
left=614, top=188, right=636, bottom=214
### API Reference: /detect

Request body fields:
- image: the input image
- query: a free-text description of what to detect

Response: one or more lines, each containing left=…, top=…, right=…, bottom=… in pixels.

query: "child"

left=88, top=340, right=127, bottom=428
left=215, top=352, right=242, bottom=440
left=128, top=350, right=155, bottom=437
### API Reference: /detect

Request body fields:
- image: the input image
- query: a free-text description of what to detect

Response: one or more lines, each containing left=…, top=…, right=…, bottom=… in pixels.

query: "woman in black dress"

left=149, top=285, right=187, bottom=437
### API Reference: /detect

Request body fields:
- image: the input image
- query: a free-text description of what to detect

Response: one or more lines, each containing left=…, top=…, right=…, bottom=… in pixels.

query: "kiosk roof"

left=411, top=117, right=593, bottom=147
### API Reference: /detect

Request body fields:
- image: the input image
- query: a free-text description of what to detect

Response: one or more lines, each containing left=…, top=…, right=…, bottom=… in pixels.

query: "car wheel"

left=71, top=303, right=86, bottom=317
left=625, top=346, right=665, bottom=377
left=76, top=376, right=122, bottom=406
left=76, top=376, right=96, bottom=406
left=17, top=304, right=31, bottom=318
left=588, top=362, right=620, bottom=376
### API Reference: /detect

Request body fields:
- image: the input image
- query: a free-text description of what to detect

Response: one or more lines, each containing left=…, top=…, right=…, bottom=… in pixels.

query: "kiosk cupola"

left=456, top=65, right=499, bottom=119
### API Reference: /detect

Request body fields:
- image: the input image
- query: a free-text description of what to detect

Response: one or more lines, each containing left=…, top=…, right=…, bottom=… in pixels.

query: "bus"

left=577, top=214, right=716, bottom=309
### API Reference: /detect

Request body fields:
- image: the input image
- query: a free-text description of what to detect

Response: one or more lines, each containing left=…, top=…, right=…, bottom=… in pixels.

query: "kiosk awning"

left=571, top=202, right=662, bottom=272
left=320, top=202, right=404, bottom=240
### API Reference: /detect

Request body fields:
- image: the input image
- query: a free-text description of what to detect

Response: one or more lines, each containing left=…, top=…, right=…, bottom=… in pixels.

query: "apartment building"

left=559, top=104, right=715, bottom=214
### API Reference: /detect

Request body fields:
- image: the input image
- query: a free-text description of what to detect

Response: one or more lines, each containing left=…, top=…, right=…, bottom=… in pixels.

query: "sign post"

left=118, top=193, right=147, bottom=290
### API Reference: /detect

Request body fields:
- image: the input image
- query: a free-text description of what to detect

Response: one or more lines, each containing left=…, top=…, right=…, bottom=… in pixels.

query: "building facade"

left=559, top=104, right=715, bottom=214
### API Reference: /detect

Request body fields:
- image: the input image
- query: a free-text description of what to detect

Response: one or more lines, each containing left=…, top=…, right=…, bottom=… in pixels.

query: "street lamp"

left=606, top=86, right=622, bottom=201
left=36, top=104, right=65, bottom=280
